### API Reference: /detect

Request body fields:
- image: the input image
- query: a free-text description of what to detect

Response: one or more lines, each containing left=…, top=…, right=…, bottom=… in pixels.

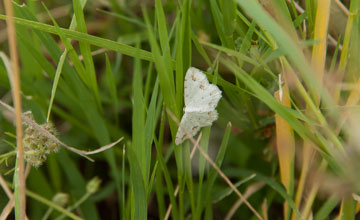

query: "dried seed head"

left=22, top=114, right=60, bottom=167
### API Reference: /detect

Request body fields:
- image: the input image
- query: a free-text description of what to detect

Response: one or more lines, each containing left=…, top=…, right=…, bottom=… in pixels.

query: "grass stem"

left=3, top=0, right=25, bottom=219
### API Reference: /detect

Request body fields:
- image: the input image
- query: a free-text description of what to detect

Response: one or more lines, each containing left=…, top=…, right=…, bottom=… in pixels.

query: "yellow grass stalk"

left=310, top=0, right=331, bottom=98
left=302, top=0, right=331, bottom=218
left=274, top=82, right=295, bottom=220
left=292, top=0, right=331, bottom=219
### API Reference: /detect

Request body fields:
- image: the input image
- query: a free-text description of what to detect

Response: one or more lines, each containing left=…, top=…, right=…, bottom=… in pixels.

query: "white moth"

left=175, top=67, right=222, bottom=145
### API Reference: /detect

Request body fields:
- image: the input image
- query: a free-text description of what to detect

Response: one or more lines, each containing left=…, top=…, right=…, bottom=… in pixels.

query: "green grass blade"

left=154, top=107, right=168, bottom=219
left=183, top=142, right=196, bottom=218
left=105, top=54, right=119, bottom=124
left=220, top=0, right=236, bottom=47
left=155, top=0, right=177, bottom=113
left=72, top=0, right=102, bottom=110
left=130, top=42, right=147, bottom=219
left=147, top=162, right=158, bottom=200
left=154, top=136, right=179, bottom=220
left=128, top=149, right=147, bottom=220
left=47, top=50, right=67, bottom=122
left=191, top=32, right=212, bottom=66
left=121, top=144, right=126, bottom=220
left=154, top=105, right=179, bottom=220
left=41, top=3, right=90, bottom=89
left=144, top=79, right=160, bottom=179
left=175, top=0, right=191, bottom=112
left=209, top=0, right=230, bottom=47
left=144, top=63, right=154, bottom=106
left=155, top=168, right=166, bottom=219
left=46, top=154, right=62, bottom=192
left=314, top=195, right=339, bottom=220
left=155, top=0, right=170, bottom=54
left=239, top=20, right=256, bottom=54
left=142, top=6, right=178, bottom=131
left=173, top=1, right=194, bottom=217
left=13, top=156, right=20, bottom=220
left=198, top=127, right=211, bottom=182
left=132, top=42, right=146, bottom=179
left=0, top=14, right=154, bottom=62
left=305, top=0, right=316, bottom=37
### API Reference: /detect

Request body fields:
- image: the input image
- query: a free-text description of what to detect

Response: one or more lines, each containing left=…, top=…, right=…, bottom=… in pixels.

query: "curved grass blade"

left=0, top=14, right=154, bottom=62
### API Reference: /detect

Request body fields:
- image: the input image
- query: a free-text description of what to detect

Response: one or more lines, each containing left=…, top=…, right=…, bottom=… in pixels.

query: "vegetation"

left=0, top=0, right=360, bottom=219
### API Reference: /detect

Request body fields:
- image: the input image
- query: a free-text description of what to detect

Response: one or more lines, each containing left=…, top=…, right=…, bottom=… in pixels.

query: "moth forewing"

left=175, top=67, right=222, bottom=145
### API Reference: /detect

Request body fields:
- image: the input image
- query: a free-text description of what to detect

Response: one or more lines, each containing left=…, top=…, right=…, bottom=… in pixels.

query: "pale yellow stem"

left=3, top=0, right=26, bottom=219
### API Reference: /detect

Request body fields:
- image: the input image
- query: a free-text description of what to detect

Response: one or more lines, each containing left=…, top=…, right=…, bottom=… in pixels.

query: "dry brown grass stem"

left=334, top=0, right=350, bottom=15
left=224, top=182, right=265, bottom=220
left=3, top=0, right=26, bottom=218
left=166, top=109, right=264, bottom=220
left=0, top=174, right=12, bottom=198
left=0, top=197, right=15, bottom=220
left=0, top=174, right=29, bottom=220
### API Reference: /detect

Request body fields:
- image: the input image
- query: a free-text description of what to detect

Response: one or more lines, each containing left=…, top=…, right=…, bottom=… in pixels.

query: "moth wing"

left=175, top=112, right=201, bottom=145
left=184, top=67, right=209, bottom=107
left=184, top=68, right=222, bottom=111
left=186, top=84, right=222, bottom=112
left=175, top=110, right=218, bottom=145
